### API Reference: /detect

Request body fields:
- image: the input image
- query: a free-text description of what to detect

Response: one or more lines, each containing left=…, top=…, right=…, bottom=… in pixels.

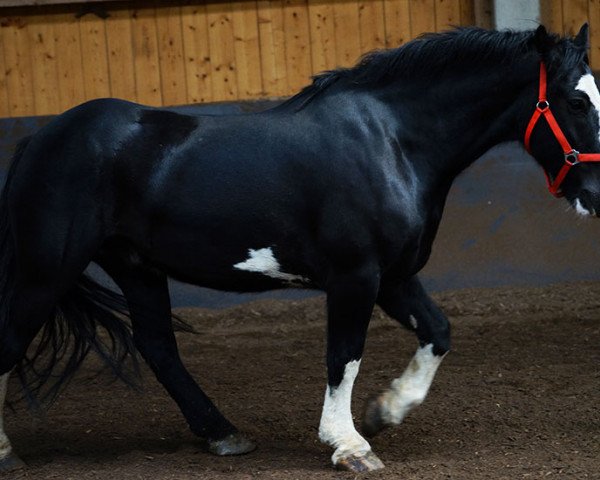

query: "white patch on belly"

left=576, top=73, right=600, bottom=141
left=319, top=360, right=372, bottom=464
left=233, top=247, right=308, bottom=283
left=0, top=373, right=12, bottom=460
left=378, top=344, right=444, bottom=425
left=574, top=198, right=591, bottom=216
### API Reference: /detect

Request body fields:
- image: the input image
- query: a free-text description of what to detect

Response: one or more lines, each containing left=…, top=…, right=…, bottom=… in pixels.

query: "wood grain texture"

left=131, top=5, right=162, bottom=105
left=589, top=0, right=600, bottom=69
left=53, top=9, right=86, bottom=110
left=257, top=0, right=287, bottom=95
left=307, top=0, right=336, bottom=73
left=28, top=7, right=60, bottom=114
left=358, top=0, right=385, bottom=53
left=382, top=0, right=411, bottom=47
left=105, top=6, right=137, bottom=103
left=79, top=11, right=111, bottom=101
left=561, top=0, right=589, bottom=36
left=156, top=3, right=188, bottom=106
left=1, top=12, right=36, bottom=115
left=181, top=1, right=213, bottom=103
left=435, top=0, right=460, bottom=31
left=206, top=0, right=237, bottom=100
left=283, top=0, right=311, bottom=91
left=0, top=20, right=8, bottom=117
left=4, top=0, right=555, bottom=117
left=232, top=0, right=263, bottom=98
left=332, top=0, right=361, bottom=67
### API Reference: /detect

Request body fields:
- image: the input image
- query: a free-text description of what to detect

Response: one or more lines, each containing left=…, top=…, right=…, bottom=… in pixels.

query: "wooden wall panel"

left=0, top=24, right=8, bottom=117
left=2, top=12, right=36, bottom=115
left=332, top=0, right=361, bottom=67
left=232, top=0, right=263, bottom=98
left=79, top=12, right=111, bottom=100
left=283, top=0, right=311, bottom=91
left=382, top=0, right=411, bottom=47
left=0, top=0, right=491, bottom=118
left=257, top=0, right=287, bottom=96
left=358, top=0, right=385, bottom=53
left=131, top=6, right=162, bottom=105
left=589, top=0, right=600, bottom=68
left=28, top=8, right=60, bottom=115
left=156, top=4, right=188, bottom=106
left=181, top=2, right=213, bottom=103
left=206, top=0, right=237, bottom=100
left=540, top=1, right=600, bottom=71
left=54, top=10, right=86, bottom=111
left=307, top=0, right=336, bottom=73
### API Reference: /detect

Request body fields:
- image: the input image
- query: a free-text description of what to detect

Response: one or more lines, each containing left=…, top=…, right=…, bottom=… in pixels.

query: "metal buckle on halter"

left=564, top=149, right=580, bottom=165
left=536, top=100, right=549, bottom=111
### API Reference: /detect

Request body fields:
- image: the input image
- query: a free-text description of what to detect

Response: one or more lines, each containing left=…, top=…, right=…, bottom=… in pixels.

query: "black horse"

left=1, top=24, right=599, bottom=473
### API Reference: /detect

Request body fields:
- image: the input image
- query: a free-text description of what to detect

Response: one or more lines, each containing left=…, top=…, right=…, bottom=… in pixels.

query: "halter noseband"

left=524, top=62, right=600, bottom=197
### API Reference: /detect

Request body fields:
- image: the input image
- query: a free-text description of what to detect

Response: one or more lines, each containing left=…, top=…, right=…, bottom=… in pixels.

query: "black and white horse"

left=1, top=24, right=600, bottom=473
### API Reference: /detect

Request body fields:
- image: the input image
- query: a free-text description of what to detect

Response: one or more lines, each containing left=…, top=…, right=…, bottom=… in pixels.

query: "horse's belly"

left=140, top=224, right=319, bottom=292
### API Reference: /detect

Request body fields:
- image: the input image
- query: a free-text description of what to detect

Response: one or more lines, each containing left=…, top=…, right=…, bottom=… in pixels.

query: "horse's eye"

left=569, top=98, right=588, bottom=112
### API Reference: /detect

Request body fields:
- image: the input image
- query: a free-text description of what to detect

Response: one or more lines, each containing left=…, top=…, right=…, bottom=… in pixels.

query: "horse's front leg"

left=362, top=275, right=450, bottom=437
left=318, top=266, right=384, bottom=472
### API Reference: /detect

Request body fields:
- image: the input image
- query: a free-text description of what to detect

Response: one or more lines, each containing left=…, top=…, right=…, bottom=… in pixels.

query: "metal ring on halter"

left=564, top=149, right=580, bottom=165
left=536, top=100, right=549, bottom=111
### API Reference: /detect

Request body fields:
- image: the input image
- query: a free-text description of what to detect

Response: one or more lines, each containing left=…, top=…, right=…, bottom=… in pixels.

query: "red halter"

left=524, top=62, right=600, bottom=197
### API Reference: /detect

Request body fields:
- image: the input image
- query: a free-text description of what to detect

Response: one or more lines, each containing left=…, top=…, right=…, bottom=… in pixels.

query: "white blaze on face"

left=575, top=73, right=600, bottom=142
left=233, top=247, right=308, bottom=283
left=318, top=360, right=372, bottom=464
left=0, top=373, right=12, bottom=460
left=378, top=344, right=444, bottom=425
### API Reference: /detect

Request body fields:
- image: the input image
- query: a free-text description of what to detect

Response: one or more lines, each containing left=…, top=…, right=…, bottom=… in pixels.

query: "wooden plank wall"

left=541, top=0, right=600, bottom=71
left=0, top=0, right=480, bottom=118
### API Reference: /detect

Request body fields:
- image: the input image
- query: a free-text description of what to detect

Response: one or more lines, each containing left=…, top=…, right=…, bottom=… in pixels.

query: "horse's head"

left=526, top=23, right=600, bottom=216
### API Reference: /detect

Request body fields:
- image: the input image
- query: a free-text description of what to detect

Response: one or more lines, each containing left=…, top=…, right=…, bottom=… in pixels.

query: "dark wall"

left=2, top=101, right=600, bottom=308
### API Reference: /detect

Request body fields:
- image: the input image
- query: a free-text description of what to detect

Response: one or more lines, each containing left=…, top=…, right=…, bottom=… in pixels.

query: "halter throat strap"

left=524, top=62, right=600, bottom=197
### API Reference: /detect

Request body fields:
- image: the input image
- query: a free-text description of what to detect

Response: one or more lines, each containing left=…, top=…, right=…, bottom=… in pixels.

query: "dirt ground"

left=3, top=282, right=600, bottom=480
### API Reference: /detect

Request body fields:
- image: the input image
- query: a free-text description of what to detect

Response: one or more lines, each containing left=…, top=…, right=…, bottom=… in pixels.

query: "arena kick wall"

left=0, top=0, right=493, bottom=117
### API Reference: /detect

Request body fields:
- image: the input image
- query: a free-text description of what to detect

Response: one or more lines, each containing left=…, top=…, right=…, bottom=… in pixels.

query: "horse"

left=1, top=23, right=600, bottom=473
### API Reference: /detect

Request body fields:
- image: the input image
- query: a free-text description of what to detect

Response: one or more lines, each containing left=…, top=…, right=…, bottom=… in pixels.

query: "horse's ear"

left=574, top=23, right=589, bottom=49
left=533, top=24, right=553, bottom=54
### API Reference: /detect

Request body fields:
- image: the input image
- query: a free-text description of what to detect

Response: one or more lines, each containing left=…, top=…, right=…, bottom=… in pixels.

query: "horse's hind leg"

left=362, top=275, right=449, bottom=437
left=96, top=252, right=255, bottom=455
left=0, top=373, right=25, bottom=471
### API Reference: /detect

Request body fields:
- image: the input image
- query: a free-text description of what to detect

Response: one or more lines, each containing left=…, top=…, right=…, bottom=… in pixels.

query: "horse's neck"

left=381, top=62, right=538, bottom=180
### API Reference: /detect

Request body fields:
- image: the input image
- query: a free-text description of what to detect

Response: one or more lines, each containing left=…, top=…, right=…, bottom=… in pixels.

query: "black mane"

left=282, top=26, right=581, bottom=110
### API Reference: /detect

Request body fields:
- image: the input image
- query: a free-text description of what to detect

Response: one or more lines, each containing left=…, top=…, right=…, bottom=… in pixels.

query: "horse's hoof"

left=361, top=395, right=387, bottom=438
left=335, top=450, right=385, bottom=472
left=0, top=452, right=26, bottom=472
left=208, top=433, right=256, bottom=456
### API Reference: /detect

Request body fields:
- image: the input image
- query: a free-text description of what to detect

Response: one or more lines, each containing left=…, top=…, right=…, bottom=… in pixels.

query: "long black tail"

left=0, top=137, right=189, bottom=405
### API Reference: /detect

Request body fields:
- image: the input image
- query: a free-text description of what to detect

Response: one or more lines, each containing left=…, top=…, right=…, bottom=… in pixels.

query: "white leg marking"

left=0, top=373, right=12, bottom=460
left=233, top=247, right=308, bottom=283
left=576, top=73, right=600, bottom=142
left=378, top=344, right=444, bottom=425
left=574, top=198, right=591, bottom=216
left=319, top=360, right=371, bottom=464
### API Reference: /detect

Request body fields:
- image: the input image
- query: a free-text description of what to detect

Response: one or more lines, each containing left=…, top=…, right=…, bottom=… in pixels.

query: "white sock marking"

left=233, top=247, right=308, bottom=283
left=319, top=360, right=371, bottom=464
left=576, top=73, right=600, bottom=142
left=378, top=344, right=444, bottom=425
left=0, top=373, right=12, bottom=460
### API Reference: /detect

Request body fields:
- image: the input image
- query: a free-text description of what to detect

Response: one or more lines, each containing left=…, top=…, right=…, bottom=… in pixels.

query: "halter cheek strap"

left=524, top=62, right=600, bottom=197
